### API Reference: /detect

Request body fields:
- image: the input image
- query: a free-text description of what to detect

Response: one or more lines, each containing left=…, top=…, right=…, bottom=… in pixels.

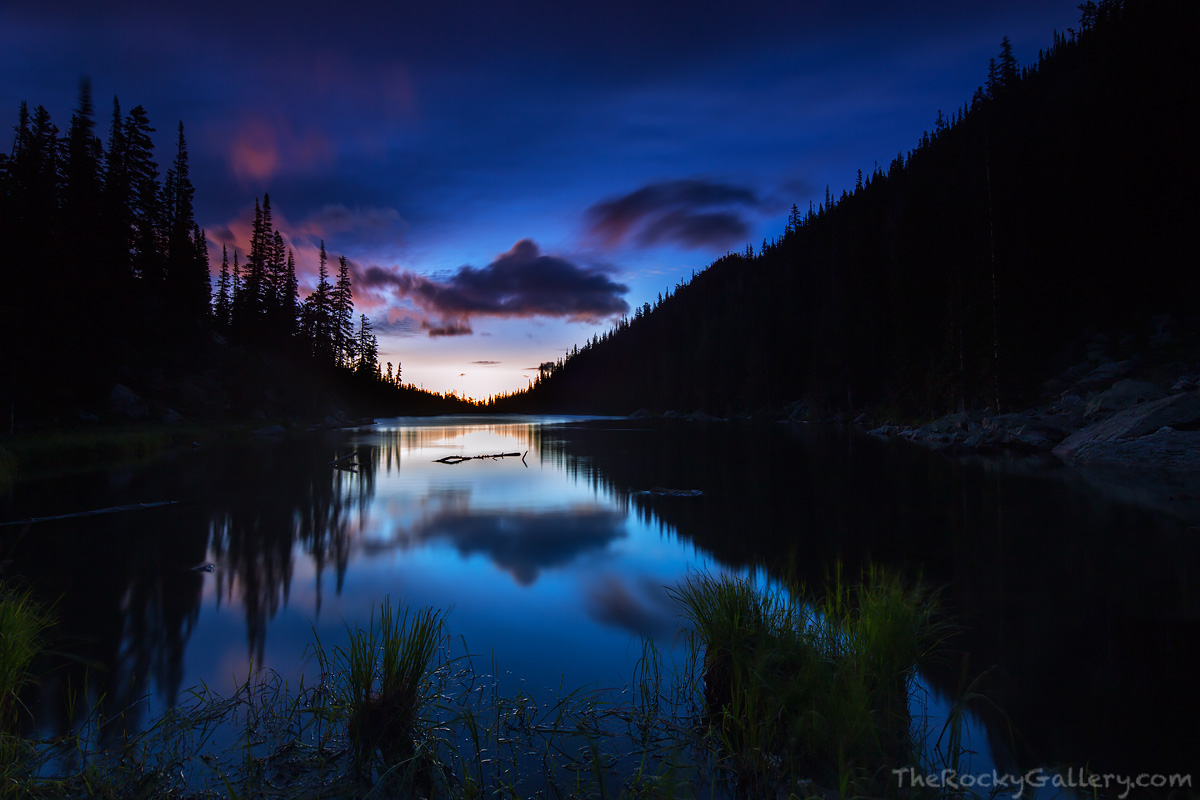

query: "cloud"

left=422, top=320, right=473, bottom=337
left=471, top=360, right=501, bottom=365
left=228, top=115, right=332, bottom=185
left=373, top=314, right=422, bottom=336
left=363, top=239, right=629, bottom=335
left=586, top=178, right=761, bottom=250
left=296, top=204, right=407, bottom=243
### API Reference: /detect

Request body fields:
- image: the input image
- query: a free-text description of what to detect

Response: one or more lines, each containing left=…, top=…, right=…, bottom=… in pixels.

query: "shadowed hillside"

left=495, top=0, right=1197, bottom=419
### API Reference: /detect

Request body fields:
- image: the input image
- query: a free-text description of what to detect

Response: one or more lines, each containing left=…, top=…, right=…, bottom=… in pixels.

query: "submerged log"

left=647, top=487, right=703, bottom=497
left=0, top=501, right=178, bottom=527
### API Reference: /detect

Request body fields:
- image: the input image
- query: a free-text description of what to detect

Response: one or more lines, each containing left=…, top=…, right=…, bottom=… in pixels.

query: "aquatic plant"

left=670, top=567, right=951, bottom=796
left=312, top=597, right=446, bottom=787
left=0, top=581, right=51, bottom=787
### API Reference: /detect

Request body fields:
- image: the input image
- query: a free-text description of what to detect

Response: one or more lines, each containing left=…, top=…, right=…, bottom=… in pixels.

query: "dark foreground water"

left=2, top=416, right=1197, bottom=795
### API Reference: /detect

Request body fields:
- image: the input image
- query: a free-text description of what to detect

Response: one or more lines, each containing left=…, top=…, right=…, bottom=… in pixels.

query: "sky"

left=1, top=0, right=1083, bottom=400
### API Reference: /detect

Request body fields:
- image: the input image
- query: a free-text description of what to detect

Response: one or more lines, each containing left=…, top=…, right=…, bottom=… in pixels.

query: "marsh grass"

left=5, top=577, right=969, bottom=799
left=311, top=597, right=446, bottom=790
left=670, top=566, right=953, bottom=797
left=0, top=581, right=53, bottom=790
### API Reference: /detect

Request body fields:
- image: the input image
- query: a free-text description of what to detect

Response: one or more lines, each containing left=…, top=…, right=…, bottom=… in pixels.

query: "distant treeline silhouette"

left=494, top=0, right=1196, bottom=417
left=0, top=88, right=470, bottom=427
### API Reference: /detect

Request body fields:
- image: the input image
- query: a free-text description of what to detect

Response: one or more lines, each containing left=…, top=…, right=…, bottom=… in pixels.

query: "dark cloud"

left=471, top=360, right=501, bottom=365
left=373, top=315, right=422, bottom=336
left=586, top=179, right=761, bottom=250
left=363, top=239, right=629, bottom=334
left=422, top=320, right=474, bottom=337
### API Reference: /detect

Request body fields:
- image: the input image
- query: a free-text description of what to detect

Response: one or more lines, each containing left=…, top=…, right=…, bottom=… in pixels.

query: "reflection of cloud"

left=362, top=239, right=629, bottom=335
left=584, top=575, right=678, bottom=639
left=586, top=178, right=760, bottom=250
left=413, top=506, right=626, bottom=585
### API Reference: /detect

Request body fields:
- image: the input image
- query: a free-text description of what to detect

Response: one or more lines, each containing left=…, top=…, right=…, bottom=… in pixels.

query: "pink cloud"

left=228, top=115, right=333, bottom=185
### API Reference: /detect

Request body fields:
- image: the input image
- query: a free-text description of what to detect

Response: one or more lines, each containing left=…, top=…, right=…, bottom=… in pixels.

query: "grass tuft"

left=0, top=581, right=52, bottom=789
left=313, top=597, right=446, bottom=788
left=670, top=566, right=952, bottom=796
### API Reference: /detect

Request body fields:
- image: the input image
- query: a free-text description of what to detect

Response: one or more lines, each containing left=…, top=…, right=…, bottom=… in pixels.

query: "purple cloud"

left=422, top=320, right=474, bottom=337
left=586, top=178, right=761, bottom=250
left=364, top=239, right=629, bottom=335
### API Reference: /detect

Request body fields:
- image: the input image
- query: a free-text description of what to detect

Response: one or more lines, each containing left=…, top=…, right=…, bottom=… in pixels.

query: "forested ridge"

left=0, top=88, right=471, bottom=430
left=495, top=0, right=1197, bottom=418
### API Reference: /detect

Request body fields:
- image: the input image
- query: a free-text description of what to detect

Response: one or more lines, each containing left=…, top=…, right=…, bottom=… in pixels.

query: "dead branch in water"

left=330, top=451, right=360, bottom=471
left=435, top=451, right=528, bottom=467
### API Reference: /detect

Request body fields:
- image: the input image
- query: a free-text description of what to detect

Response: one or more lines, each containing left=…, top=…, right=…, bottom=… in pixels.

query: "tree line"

left=495, top=0, right=1197, bottom=418
left=0, top=82, right=457, bottom=428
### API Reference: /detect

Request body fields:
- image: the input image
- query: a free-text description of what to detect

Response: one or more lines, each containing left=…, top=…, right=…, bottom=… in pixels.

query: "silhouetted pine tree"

left=333, top=255, right=355, bottom=368
left=123, top=105, right=161, bottom=286
left=214, top=244, right=232, bottom=328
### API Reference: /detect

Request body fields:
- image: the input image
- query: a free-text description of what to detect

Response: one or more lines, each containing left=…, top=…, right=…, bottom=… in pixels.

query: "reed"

left=0, top=581, right=52, bottom=789
left=670, top=566, right=951, bottom=796
left=312, top=597, right=446, bottom=788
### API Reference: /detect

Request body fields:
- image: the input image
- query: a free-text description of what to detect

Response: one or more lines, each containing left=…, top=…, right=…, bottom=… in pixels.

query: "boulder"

left=1084, top=379, right=1166, bottom=417
left=1054, top=391, right=1200, bottom=466
left=109, top=384, right=148, bottom=420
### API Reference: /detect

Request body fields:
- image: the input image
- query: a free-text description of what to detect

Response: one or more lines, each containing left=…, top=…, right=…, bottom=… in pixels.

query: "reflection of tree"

left=6, top=434, right=378, bottom=736
left=206, top=439, right=378, bottom=662
left=542, top=419, right=1200, bottom=777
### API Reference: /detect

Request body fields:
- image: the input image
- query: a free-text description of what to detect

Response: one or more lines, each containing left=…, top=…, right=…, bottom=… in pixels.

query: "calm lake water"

left=3, top=415, right=1197, bottom=793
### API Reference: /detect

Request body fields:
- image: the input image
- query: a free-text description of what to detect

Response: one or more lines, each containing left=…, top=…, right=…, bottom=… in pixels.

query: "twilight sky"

left=2, top=0, right=1081, bottom=400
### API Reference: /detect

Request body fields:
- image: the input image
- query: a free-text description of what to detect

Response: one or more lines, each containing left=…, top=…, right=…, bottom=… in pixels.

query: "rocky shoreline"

left=868, top=371, right=1200, bottom=473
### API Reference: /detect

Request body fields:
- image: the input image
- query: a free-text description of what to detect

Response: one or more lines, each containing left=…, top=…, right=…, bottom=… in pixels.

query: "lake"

left=3, top=415, right=1197, bottom=794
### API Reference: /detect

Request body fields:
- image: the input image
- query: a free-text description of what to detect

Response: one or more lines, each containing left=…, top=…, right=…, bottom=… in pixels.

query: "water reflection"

left=3, top=416, right=1196, bottom=787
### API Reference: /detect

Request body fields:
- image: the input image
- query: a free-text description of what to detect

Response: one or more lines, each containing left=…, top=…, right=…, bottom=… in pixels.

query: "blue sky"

left=2, top=0, right=1082, bottom=399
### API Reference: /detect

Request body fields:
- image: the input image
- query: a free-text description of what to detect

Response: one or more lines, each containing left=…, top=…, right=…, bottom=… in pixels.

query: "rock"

left=1171, top=375, right=1198, bottom=393
left=1054, top=392, right=1200, bottom=466
left=662, top=410, right=680, bottom=419
left=1057, top=428, right=1200, bottom=472
left=1084, top=379, right=1166, bottom=417
left=628, top=408, right=654, bottom=419
left=162, top=409, right=184, bottom=424
left=109, top=384, right=148, bottom=420
left=78, top=411, right=99, bottom=423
